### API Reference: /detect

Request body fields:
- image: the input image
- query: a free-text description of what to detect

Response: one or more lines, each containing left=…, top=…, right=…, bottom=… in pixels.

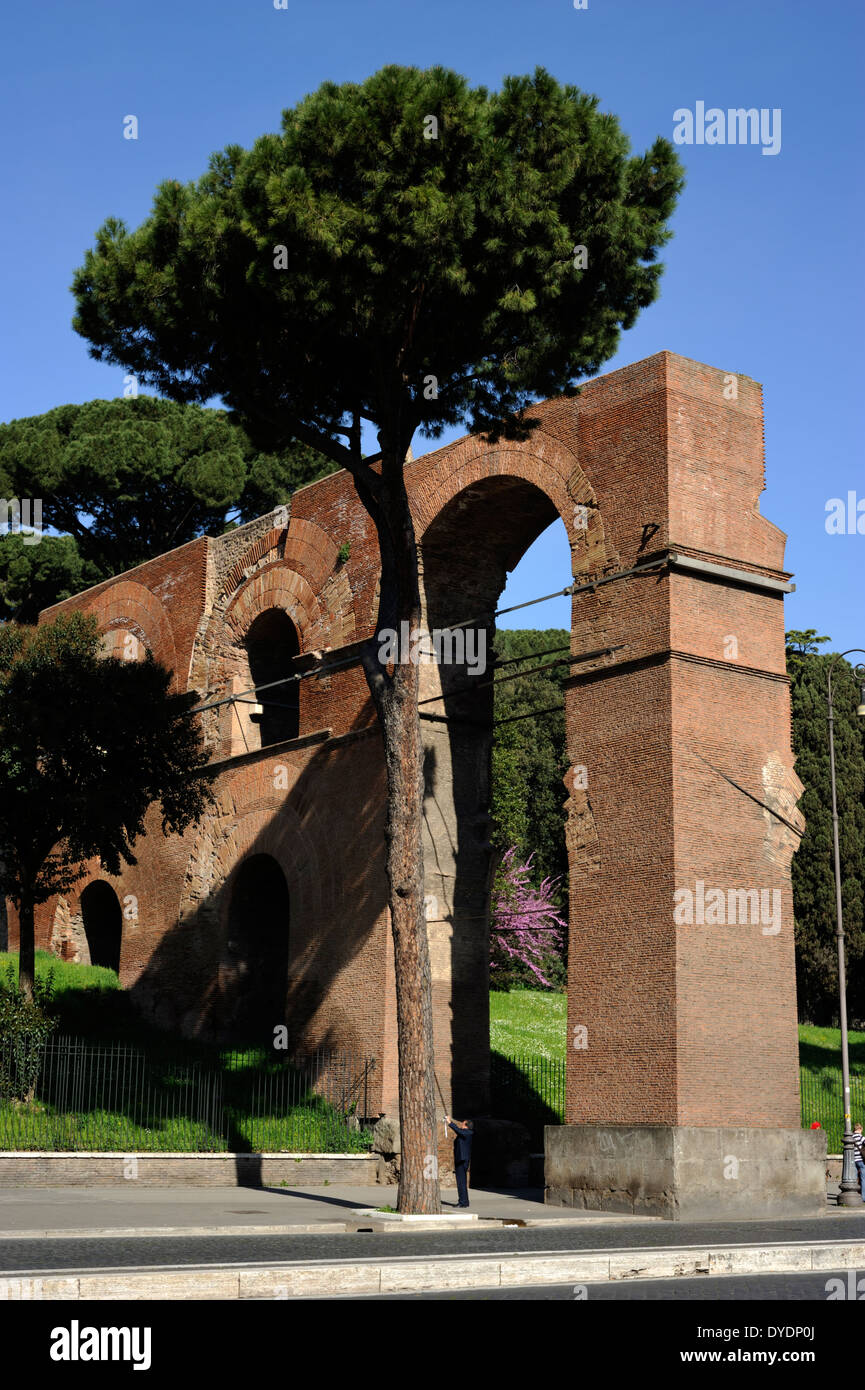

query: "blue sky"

left=2, top=0, right=862, bottom=651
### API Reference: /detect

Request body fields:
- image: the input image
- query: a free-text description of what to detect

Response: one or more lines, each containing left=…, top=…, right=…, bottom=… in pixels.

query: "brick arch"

left=218, top=526, right=286, bottom=604
left=177, top=760, right=340, bottom=931
left=79, top=580, right=178, bottom=681
left=175, top=764, right=345, bottom=1037
left=282, top=517, right=342, bottom=597
left=217, top=518, right=343, bottom=609
left=410, top=429, right=625, bottom=1124
left=412, top=431, right=619, bottom=576
left=225, top=562, right=322, bottom=652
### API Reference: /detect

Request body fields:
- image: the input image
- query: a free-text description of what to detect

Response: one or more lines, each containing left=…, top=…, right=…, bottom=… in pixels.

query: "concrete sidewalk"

left=0, top=1184, right=660, bottom=1238
left=2, top=1185, right=862, bottom=1299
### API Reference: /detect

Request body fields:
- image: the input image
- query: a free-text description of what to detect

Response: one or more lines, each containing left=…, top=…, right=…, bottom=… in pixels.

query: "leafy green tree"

left=0, top=612, right=214, bottom=999
left=70, top=63, right=684, bottom=1212
left=0, top=396, right=333, bottom=608
left=786, top=632, right=865, bottom=1024
left=491, top=628, right=570, bottom=889
left=786, top=629, right=831, bottom=671
left=491, top=629, right=571, bottom=990
left=0, top=534, right=100, bottom=624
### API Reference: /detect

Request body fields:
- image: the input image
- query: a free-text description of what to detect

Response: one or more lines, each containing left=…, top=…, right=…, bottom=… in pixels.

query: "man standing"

left=446, top=1115, right=474, bottom=1209
left=853, top=1121, right=865, bottom=1202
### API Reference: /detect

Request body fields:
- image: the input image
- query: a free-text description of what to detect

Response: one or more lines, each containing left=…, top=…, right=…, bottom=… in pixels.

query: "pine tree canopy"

left=70, top=65, right=684, bottom=461
left=0, top=396, right=334, bottom=619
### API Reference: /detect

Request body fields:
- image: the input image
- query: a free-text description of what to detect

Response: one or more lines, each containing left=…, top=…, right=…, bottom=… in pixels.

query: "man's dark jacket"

left=449, top=1121, right=473, bottom=1164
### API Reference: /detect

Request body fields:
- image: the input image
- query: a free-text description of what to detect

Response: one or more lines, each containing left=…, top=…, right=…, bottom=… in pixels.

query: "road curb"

left=1, top=1224, right=351, bottom=1240
left=0, top=1214, right=662, bottom=1240
left=3, top=1238, right=865, bottom=1299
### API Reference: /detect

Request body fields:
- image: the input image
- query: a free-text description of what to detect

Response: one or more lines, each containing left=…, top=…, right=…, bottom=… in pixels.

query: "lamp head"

left=856, top=667, right=865, bottom=718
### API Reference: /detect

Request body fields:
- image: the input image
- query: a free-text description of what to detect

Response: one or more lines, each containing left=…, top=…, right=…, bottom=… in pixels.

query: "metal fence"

left=799, top=1067, right=865, bottom=1153
left=492, top=1053, right=864, bottom=1155
left=0, top=1036, right=376, bottom=1153
left=491, top=1052, right=565, bottom=1147
left=5, top=1036, right=858, bottom=1155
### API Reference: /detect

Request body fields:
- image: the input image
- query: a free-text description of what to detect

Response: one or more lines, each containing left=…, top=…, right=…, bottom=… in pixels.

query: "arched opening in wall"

left=419, top=477, right=574, bottom=1127
left=226, top=854, right=290, bottom=1036
left=80, top=881, right=123, bottom=973
left=492, top=514, right=572, bottom=976
left=245, top=609, right=301, bottom=747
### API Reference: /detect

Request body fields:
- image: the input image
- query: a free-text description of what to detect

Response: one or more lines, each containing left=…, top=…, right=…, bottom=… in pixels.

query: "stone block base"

left=545, top=1126, right=827, bottom=1221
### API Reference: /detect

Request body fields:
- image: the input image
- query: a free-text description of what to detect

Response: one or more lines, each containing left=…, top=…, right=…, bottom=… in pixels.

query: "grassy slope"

left=491, top=990, right=865, bottom=1148
left=491, top=988, right=865, bottom=1072
left=0, top=952, right=369, bottom=1152
left=8, top=955, right=864, bottom=1146
left=490, top=989, right=567, bottom=1060
left=0, top=949, right=121, bottom=996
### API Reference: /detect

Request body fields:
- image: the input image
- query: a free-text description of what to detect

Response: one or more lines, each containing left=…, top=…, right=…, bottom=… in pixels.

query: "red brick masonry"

left=9, top=352, right=803, bottom=1130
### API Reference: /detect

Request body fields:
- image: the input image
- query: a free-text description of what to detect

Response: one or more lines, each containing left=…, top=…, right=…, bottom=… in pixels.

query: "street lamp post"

left=825, top=649, right=865, bottom=1207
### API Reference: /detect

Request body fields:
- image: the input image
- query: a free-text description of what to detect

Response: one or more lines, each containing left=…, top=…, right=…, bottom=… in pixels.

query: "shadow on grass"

left=490, top=1051, right=563, bottom=1150
left=0, top=1038, right=373, bottom=1157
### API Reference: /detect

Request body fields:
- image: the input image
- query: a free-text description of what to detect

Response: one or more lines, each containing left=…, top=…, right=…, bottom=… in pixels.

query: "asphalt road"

left=2, top=1213, right=865, bottom=1276
left=358, top=1270, right=855, bottom=1300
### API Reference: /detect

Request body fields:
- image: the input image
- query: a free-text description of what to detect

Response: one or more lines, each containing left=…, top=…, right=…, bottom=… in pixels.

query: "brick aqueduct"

left=14, top=351, right=814, bottom=1207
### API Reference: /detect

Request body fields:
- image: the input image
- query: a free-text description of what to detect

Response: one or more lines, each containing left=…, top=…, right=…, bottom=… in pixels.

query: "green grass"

left=0, top=950, right=122, bottom=998
left=0, top=1101, right=371, bottom=1154
left=0, top=953, right=373, bottom=1154
left=490, top=989, right=567, bottom=1061
left=492, top=989, right=865, bottom=1149
left=9, top=957, right=864, bottom=1152
left=0, top=949, right=155, bottom=1045
left=798, top=1023, right=865, bottom=1076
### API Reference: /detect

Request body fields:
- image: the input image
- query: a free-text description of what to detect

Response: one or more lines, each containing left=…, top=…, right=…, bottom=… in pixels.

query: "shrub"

left=0, top=962, right=57, bottom=1102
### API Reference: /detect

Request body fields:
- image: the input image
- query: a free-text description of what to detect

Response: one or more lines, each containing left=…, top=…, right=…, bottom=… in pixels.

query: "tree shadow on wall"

left=127, top=727, right=389, bottom=1070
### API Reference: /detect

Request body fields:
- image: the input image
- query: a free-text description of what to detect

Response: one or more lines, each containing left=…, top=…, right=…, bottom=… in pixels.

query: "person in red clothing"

left=445, top=1115, right=474, bottom=1209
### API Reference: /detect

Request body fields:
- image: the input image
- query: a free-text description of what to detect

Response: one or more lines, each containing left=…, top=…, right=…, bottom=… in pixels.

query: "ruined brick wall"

left=9, top=351, right=803, bottom=1130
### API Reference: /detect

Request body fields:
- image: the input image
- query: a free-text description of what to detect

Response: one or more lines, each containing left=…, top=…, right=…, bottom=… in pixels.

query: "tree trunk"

left=17, top=886, right=36, bottom=1001
left=358, top=451, right=441, bottom=1215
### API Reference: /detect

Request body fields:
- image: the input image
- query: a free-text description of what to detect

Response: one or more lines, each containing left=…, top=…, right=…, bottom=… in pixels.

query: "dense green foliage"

left=0, top=612, right=215, bottom=994
left=491, top=629, right=570, bottom=889
left=0, top=396, right=334, bottom=620
left=0, top=961, right=57, bottom=1101
left=787, top=632, right=865, bottom=1025
left=71, top=64, right=683, bottom=466
left=490, top=629, right=570, bottom=989
left=0, top=534, right=100, bottom=625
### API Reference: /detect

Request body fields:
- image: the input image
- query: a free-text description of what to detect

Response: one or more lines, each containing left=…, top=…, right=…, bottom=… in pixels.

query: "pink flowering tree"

left=491, top=847, right=568, bottom=990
